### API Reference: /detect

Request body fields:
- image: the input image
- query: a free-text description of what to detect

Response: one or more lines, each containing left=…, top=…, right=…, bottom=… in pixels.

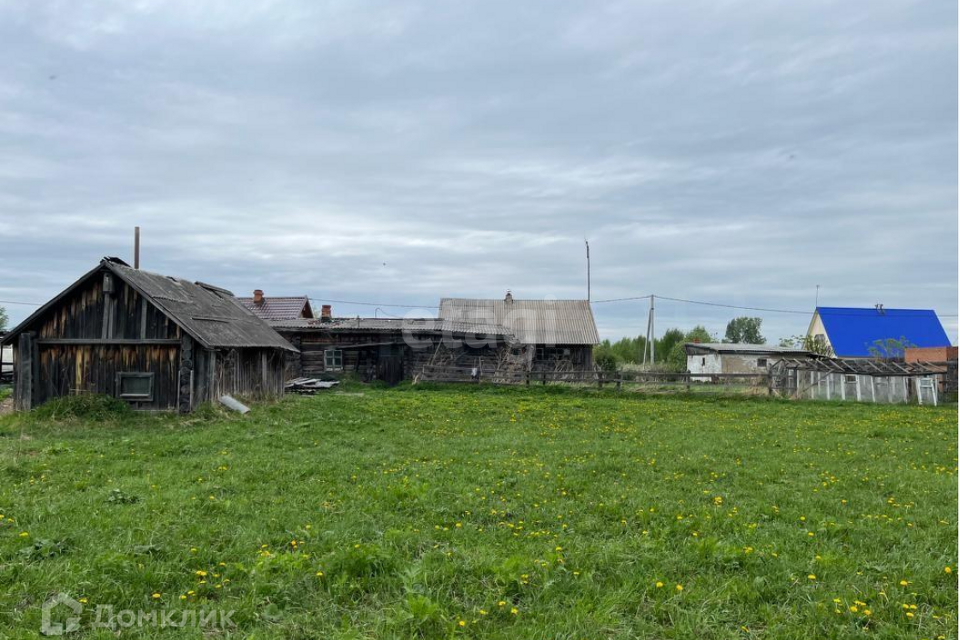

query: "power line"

left=308, top=297, right=439, bottom=309
left=0, top=299, right=42, bottom=306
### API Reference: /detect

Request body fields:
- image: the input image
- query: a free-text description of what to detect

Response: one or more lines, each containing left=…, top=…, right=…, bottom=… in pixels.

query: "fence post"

left=598, top=371, right=603, bottom=389
left=525, top=371, right=530, bottom=386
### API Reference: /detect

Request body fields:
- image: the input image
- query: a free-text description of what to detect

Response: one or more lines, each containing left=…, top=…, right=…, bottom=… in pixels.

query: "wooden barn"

left=1, top=258, right=296, bottom=412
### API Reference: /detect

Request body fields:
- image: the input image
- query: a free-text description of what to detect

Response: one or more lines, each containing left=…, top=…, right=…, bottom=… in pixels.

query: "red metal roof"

left=237, top=296, right=312, bottom=322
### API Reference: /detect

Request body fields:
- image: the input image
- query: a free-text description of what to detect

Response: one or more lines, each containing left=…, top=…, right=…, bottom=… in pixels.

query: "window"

left=845, top=374, right=857, bottom=384
left=756, top=358, right=768, bottom=368
left=324, top=349, right=343, bottom=371
left=116, top=372, right=154, bottom=401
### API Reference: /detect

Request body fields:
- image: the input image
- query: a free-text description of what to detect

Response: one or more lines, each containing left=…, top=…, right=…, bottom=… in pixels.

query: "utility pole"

left=642, top=295, right=656, bottom=366
left=814, top=284, right=820, bottom=308
left=134, top=226, right=140, bottom=269
left=585, top=240, right=591, bottom=302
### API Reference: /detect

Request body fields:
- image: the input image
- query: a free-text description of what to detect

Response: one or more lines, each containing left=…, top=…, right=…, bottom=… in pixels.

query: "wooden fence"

left=416, top=364, right=770, bottom=391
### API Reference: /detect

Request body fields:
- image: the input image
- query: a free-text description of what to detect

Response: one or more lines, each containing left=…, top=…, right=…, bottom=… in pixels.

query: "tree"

left=667, top=325, right=716, bottom=370
left=779, top=334, right=834, bottom=357
left=723, top=317, right=764, bottom=344
left=867, top=336, right=914, bottom=360
left=0, top=305, right=7, bottom=333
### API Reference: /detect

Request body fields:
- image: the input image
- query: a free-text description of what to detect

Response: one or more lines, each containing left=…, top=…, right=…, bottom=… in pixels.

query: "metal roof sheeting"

left=237, top=296, right=311, bottom=322
left=816, top=307, right=950, bottom=358
left=439, top=298, right=599, bottom=345
left=685, top=343, right=814, bottom=356
left=269, top=316, right=514, bottom=338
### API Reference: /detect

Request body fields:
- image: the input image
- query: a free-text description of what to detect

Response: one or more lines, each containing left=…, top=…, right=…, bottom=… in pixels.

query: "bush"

left=32, top=394, right=131, bottom=422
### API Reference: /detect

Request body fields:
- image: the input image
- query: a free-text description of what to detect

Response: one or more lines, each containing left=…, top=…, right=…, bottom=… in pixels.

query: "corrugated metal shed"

left=237, top=296, right=312, bottom=322
left=814, top=307, right=950, bottom=357
left=439, top=298, right=599, bottom=345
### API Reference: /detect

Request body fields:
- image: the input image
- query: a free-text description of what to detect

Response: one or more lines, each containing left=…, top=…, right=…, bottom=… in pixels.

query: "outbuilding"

left=439, top=293, right=599, bottom=371
left=684, top=343, right=817, bottom=381
left=1, top=258, right=296, bottom=412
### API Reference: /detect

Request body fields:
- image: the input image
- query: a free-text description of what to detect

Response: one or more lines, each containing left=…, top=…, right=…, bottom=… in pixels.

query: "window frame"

left=116, top=372, right=155, bottom=402
left=756, top=358, right=768, bottom=368
left=324, top=348, right=343, bottom=371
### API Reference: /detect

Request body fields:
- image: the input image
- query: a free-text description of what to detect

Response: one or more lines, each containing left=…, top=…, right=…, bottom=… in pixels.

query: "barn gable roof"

left=439, top=297, right=599, bottom=345
left=812, top=307, right=950, bottom=358
left=2, top=259, right=296, bottom=352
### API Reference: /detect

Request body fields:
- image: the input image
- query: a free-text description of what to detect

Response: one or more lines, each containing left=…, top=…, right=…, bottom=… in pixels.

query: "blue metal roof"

left=815, top=307, right=950, bottom=357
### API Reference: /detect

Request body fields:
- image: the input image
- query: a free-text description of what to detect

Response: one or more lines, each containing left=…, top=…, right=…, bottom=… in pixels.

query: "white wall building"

left=684, top=343, right=816, bottom=381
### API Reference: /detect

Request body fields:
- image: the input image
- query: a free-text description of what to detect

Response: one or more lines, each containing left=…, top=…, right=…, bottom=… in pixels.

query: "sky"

left=0, top=0, right=956, bottom=344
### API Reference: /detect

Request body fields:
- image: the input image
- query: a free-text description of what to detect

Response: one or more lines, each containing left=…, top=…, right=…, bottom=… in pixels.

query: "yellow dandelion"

left=675, top=584, right=683, bottom=592
left=458, top=620, right=466, bottom=627
left=656, top=581, right=664, bottom=588
left=151, top=593, right=161, bottom=599
left=808, top=574, right=816, bottom=580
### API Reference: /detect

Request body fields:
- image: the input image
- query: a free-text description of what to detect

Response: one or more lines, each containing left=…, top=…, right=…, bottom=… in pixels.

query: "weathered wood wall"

left=193, top=347, right=286, bottom=406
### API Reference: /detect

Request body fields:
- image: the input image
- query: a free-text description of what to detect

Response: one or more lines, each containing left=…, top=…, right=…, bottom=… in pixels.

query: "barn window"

left=116, top=372, right=154, bottom=401
left=845, top=374, right=857, bottom=384
left=324, top=349, right=343, bottom=371
left=757, top=358, right=768, bottom=368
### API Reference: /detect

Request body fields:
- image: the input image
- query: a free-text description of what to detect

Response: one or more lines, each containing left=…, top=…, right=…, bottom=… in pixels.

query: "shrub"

left=32, top=394, right=131, bottom=422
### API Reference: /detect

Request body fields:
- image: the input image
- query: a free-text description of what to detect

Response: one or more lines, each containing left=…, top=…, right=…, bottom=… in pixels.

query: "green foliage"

left=779, top=334, right=835, bottom=357
left=723, top=316, right=765, bottom=344
left=868, top=336, right=916, bottom=360
left=596, top=327, right=711, bottom=371
left=666, top=325, right=717, bottom=370
left=0, top=387, right=954, bottom=638
left=31, top=393, right=131, bottom=422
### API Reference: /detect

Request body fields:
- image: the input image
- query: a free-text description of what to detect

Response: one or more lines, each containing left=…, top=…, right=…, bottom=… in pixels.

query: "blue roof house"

left=807, top=306, right=951, bottom=358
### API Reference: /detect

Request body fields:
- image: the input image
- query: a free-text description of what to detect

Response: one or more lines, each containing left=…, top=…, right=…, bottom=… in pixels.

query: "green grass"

left=0, top=385, right=956, bottom=639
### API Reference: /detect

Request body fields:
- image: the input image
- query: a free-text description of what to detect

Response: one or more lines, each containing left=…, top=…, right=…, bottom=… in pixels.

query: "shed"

left=807, top=307, right=950, bottom=357
left=684, top=343, right=817, bottom=381
left=1, top=258, right=296, bottom=412
left=439, top=293, right=599, bottom=370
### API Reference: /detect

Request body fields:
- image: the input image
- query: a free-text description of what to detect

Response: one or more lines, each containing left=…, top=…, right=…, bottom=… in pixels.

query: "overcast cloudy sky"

left=0, top=0, right=956, bottom=342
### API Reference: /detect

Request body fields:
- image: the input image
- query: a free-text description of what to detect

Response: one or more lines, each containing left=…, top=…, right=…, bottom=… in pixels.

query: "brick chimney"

left=504, top=290, right=513, bottom=304
left=320, top=304, right=332, bottom=322
left=253, top=289, right=264, bottom=306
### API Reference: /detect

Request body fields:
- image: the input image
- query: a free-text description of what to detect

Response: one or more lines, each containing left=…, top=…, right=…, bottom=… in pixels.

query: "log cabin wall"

left=16, top=268, right=184, bottom=410
left=193, top=347, right=286, bottom=406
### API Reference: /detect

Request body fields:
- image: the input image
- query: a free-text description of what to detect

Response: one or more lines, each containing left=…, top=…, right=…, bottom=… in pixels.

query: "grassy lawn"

left=0, top=385, right=956, bottom=639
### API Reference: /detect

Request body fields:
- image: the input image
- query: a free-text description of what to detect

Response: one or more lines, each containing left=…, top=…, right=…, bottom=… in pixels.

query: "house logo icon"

left=41, top=593, right=82, bottom=636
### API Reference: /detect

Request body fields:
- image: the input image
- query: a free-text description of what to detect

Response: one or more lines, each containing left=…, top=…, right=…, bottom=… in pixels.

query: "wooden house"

left=1, top=258, right=296, bottom=412
left=270, top=313, right=514, bottom=385
left=439, top=293, right=599, bottom=371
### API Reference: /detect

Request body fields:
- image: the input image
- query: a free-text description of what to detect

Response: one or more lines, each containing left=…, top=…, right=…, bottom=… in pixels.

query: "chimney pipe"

left=134, top=226, right=140, bottom=269
left=253, top=289, right=264, bottom=305
left=320, top=304, right=332, bottom=322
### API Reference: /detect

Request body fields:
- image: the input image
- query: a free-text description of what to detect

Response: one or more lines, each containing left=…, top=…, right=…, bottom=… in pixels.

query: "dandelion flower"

left=675, top=584, right=683, bottom=592
left=808, top=574, right=816, bottom=580
left=945, top=566, right=952, bottom=574
left=899, top=580, right=909, bottom=586
left=152, top=593, right=161, bottom=599
left=459, top=620, right=466, bottom=627
left=510, top=607, right=518, bottom=615
left=656, top=582, right=664, bottom=588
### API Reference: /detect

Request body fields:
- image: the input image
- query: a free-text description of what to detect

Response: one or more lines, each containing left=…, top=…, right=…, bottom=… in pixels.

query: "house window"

left=756, top=358, right=768, bottom=368
left=116, top=372, right=154, bottom=401
left=324, top=349, right=343, bottom=371
left=845, top=374, right=857, bottom=384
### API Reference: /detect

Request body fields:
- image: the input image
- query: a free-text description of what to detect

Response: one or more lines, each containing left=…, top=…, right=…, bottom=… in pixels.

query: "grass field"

left=0, top=385, right=956, bottom=639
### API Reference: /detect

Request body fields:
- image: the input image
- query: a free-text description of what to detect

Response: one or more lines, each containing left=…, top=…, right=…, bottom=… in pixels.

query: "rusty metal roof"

left=439, top=298, right=599, bottom=345
left=237, top=296, right=312, bottom=322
